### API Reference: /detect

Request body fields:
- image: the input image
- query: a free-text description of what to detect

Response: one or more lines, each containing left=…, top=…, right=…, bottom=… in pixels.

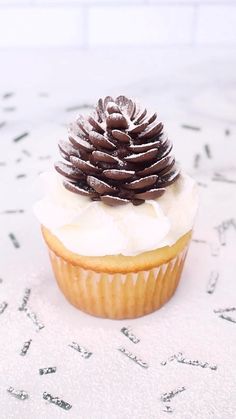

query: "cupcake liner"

left=48, top=244, right=189, bottom=319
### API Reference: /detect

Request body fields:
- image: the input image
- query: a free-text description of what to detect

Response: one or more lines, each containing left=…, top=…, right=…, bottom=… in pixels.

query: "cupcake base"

left=42, top=227, right=191, bottom=319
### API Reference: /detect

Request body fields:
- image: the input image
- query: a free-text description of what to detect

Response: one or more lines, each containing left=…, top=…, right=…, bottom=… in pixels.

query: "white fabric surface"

left=0, top=47, right=236, bottom=419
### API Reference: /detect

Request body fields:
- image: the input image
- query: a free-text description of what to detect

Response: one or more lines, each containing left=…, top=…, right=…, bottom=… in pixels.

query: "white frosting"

left=34, top=171, right=198, bottom=256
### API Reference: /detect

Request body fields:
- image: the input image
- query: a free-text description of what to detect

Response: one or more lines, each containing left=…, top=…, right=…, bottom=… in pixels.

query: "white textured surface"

left=0, top=47, right=236, bottom=418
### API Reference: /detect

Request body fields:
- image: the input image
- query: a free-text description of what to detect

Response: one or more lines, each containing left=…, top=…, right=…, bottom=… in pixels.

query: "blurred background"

left=1, top=0, right=236, bottom=173
left=0, top=0, right=236, bottom=48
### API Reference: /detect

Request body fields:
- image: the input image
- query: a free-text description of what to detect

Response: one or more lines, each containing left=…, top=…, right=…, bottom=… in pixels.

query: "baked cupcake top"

left=55, top=95, right=179, bottom=207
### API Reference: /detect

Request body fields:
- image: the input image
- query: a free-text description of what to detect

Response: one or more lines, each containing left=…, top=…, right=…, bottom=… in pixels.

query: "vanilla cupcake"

left=35, top=95, right=198, bottom=319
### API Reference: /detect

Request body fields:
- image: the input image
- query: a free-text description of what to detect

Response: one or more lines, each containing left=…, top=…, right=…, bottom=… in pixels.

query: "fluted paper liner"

left=43, top=228, right=191, bottom=319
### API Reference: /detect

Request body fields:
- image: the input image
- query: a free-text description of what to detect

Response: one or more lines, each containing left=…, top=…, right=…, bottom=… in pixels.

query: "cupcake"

left=34, top=95, right=198, bottom=319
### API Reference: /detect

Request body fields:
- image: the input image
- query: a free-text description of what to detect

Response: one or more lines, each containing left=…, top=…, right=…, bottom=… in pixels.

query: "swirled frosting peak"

left=55, top=95, right=180, bottom=206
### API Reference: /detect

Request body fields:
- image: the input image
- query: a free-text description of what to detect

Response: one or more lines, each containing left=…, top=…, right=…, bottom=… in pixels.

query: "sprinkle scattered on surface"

left=7, top=387, right=29, bottom=401
left=8, top=233, right=20, bottom=248
left=13, top=132, right=29, bottom=143
left=206, top=270, right=219, bottom=294
left=0, top=301, right=8, bottom=314
left=181, top=124, right=201, bottom=131
left=42, top=392, right=72, bottom=410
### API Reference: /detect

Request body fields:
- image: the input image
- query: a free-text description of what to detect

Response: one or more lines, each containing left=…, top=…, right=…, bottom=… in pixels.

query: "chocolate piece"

left=54, top=161, right=84, bottom=180
left=106, top=113, right=128, bottom=129
left=137, top=156, right=174, bottom=177
left=70, top=156, right=101, bottom=175
left=115, top=95, right=132, bottom=113
left=133, top=108, right=147, bottom=124
left=128, top=121, right=148, bottom=134
left=111, top=130, right=131, bottom=143
left=104, top=96, right=114, bottom=108
left=103, top=169, right=134, bottom=180
left=139, top=121, right=163, bottom=139
left=96, top=98, right=105, bottom=121
left=147, top=112, right=157, bottom=124
left=56, top=96, right=179, bottom=206
left=69, top=134, right=94, bottom=151
left=92, top=151, right=119, bottom=164
left=63, top=180, right=91, bottom=196
left=89, top=132, right=116, bottom=150
left=125, top=148, right=158, bottom=163
left=129, top=139, right=160, bottom=153
left=59, top=140, right=80, bottom=159
left=125, top=175, right=158, bottom=190
left=159, top=169, right=180, bottom=187
left=87, top=176, right=117, bottom=194
left=101, top=196, right=129, bottom=206
left=88, top=115, right=105, bottom=133
left=76, top=116, right=90, bottom=136
left=134, top=188, right=165, bottom=200
left=106, top=102, right=121, bottom=114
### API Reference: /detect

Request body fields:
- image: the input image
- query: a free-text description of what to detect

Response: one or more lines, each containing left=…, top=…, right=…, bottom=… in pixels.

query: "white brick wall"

left=0, top=7, right=84, bottom=47
left=196, top=5, right=236, bottom=44
left=88, top=6, right=194, bottom=46
left=0, top=1, right=235, bottom=47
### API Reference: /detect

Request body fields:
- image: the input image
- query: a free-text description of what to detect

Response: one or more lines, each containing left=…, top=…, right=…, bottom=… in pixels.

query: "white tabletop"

left=0, top=46, right=236, bottom=419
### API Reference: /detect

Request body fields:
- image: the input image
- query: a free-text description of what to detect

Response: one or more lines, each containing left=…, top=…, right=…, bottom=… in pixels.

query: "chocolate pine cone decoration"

left=55, top=96, right=180, bottom=206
